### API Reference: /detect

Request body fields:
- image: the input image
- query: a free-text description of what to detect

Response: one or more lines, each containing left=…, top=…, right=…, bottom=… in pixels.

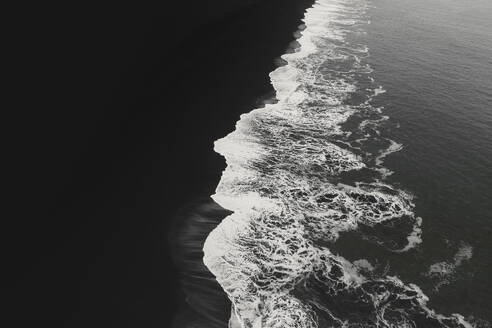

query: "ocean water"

left=203, top=0, right=492, bottom=327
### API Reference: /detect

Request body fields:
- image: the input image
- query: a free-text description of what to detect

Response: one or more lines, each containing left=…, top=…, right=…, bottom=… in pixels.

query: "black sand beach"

left=8, top=1, right=314, bottom=327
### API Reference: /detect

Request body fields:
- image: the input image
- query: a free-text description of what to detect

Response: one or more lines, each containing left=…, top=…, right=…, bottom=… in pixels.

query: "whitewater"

left=203, top=0, right=475, bottom=327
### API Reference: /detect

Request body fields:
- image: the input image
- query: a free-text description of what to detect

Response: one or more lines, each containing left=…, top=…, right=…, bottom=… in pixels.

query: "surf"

left=203, top=0, right=474, bottom=326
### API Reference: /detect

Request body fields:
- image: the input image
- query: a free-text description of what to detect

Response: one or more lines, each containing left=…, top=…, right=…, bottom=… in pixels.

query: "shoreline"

left=9, top=1, right=314, bottom=326
left=168, top=1, right=316, bottom=326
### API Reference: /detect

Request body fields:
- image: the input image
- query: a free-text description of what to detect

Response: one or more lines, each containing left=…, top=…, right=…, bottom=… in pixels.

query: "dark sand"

left=7, top=0, right=314, bottom=327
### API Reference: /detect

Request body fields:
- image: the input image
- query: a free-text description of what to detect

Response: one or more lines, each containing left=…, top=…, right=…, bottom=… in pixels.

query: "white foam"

left=374, top=85, right=386, bottom=96
left=203, top=0, right=474, bottom=326
left=395, top=216, right=423, bottom=252
left=425, top=242, right=473, bottom=291
left=375, top=139, right=403, bottom=179
left=353, top=258, right=375, bottom=272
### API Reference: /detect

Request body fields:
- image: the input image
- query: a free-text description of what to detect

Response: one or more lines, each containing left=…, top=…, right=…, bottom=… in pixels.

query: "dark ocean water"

left=196, top=0, right=491, bottom=327
left=366, top=0, right=492, bottom=322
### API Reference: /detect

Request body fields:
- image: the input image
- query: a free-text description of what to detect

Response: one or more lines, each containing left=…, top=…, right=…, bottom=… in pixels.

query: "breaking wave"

left=203, top=0, right=475, bottom=327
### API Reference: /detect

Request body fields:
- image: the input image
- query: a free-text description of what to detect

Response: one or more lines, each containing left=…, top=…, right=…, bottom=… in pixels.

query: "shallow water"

left=204, top=0, right=492, bottom=326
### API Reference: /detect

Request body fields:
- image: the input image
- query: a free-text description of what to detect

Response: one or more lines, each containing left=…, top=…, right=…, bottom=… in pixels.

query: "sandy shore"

left=9, top=1, right=314, bottom=327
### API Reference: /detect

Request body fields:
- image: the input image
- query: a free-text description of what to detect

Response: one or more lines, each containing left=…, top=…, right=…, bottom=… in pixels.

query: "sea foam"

left=204, top=0, right=474, bottom=327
